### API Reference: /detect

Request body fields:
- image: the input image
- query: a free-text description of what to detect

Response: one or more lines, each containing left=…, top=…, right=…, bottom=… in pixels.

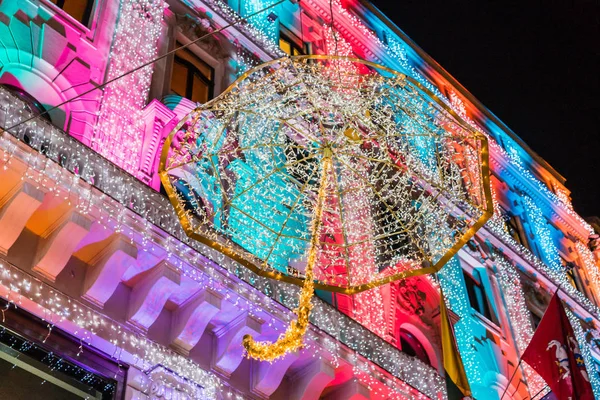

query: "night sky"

left=370, top=0, right=600, bottom=217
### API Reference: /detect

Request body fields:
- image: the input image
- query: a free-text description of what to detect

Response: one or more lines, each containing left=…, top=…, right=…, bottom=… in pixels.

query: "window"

left=463, top=269, right=500, bottom=325
left=279, top=34, right=304, bottom=56
left=399, top=329, right=430, bottom=365
left=499, top=206, right=530, bottom=249
left=563, top=257, right=597, bottom=305
left=48, top=0, right=94, bottom=26
left=530, top=311, right=541, bottom=329
left=171, top=44, right=214, bottom=104
left=563, top=257, right=584, bottom=293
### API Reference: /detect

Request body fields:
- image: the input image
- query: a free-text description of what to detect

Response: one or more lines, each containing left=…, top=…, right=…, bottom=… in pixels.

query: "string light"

left=0, top=87, right=445, bottom=398
left=326, top=0, right=444, bottom=98
left=160, top=55, right=492, bottom=359
left=1, top=0, right=598, bottom=394
left=196, top=0, right=285, bottom=57
left=523, top=196, right=562, bottom=271
left=92, top=0, right=165, bottom=175
left=576, top=242, right=600, bottom=300
left=494, top=254, right=546, bottom=394
left=446, top=91, right=589, bottom=233
left=437, top=257, right=483, bottom=386
left=244, top=0, right=280, bottom=44
left=566, top=307, right=600, bottom=397
left=484, top=188, right=600, bottom=395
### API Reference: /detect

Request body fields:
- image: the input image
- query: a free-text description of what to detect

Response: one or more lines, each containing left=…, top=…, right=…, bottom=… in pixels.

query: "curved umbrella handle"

left=243, top=274, right=314, bottom=361
left=243, top=154, right=332, bottom=361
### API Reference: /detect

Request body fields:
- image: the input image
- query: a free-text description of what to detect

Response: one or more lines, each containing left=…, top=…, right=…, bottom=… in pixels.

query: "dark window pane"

left=171, top=44, right=214, bottom=103
left=399, top=329, right=430, bottom=366
left=171, top=61, right=188, bottom=97
left=499, top=206, right=529, bottom=249
left=464, top=272, right=480, bottom=311
left=192, top=74, right=209, bottom=103
left=176, top=47, right=213, bottom=80
left=563, top=257, right=586, bottom=295
left=463, top=269, right=499, bottom=326
left=48, top=0, right=94, bottom=26
left=0, top=358, right=82, bottom=400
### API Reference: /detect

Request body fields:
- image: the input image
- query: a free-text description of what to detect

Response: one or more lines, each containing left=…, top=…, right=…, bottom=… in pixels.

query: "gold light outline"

left=158, top=55, right=494, bottom=295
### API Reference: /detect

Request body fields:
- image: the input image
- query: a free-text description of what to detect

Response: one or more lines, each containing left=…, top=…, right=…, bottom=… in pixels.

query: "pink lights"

left=92, top=0, right=165, bottom=175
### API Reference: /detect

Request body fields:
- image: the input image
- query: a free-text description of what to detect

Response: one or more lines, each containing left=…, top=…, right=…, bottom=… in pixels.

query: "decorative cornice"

left=0, top=88, right=444, bottom=398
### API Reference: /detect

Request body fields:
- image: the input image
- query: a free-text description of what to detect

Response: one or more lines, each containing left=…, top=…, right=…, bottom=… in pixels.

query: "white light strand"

left=92, top=0, right=165, bottom=175
left=494, top=255, right=546, bottom=394
left=0, top=261, right=225, bottom=399
left=437, top=257, right=483, bottom=385
left=523, top=196, right=563, bottom=271
left=576, top=242, right=600, bottom=303
left=0, top=88, right=445, bottom=398
left=446, top=93, right=590, bottom=234
left=193, top=0, right=285, bottom=57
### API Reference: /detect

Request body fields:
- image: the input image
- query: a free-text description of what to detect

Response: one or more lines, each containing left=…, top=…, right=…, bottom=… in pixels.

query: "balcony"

left=0, top=86, right=444, bottom=398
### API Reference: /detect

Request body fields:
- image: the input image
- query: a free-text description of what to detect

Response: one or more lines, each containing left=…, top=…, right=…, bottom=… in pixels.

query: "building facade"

left=0, top=0, right=598, bottom=399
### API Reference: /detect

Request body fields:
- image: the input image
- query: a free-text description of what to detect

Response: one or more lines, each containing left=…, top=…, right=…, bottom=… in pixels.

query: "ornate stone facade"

left=0, top=0, right=598, bottom=399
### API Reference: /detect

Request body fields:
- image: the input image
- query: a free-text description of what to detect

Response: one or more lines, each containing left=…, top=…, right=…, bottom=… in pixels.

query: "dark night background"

left=370, top=0, right=600, bottom=217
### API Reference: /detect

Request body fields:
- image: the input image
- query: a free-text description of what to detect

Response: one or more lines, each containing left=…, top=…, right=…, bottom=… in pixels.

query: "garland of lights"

left=0, top=261, right=222, bottom=399
left=445, top=82, right=589, bottom=234
left=522, top=197, right=600, bottom=395
left=485, top=184, right=547, bottom=394
left=523, top=196, right=563, bottom=271
left=160, top=55, right=492, bottom=360
left=484, top=189, right=600, bottom=395
left=2, top=0, right=598, bottom=387
left=576, top=242, right=600, bottom=303
left=446, top=92, right=600, bottom=397
left=485, top=209, right=600, bottom=393
left=328, top=0, right=588, bottom=241
left=196, top=0, right=285, bottom=57
left=92, top=0, right=165, bottom=175
left=566, top=307, right=600, bottom=397
left=0, top=88, right=445, bottom=398
left=322, top=27, right=390, bottom=339
left=494, top=254, right=546, bottom=394
left=328, top=0, right=444, bottom=98
left=242, top=155, right=330, bottom=361
left=437, top=257, right=483, bottom=385
left=244, top=0, right=279, bottom=44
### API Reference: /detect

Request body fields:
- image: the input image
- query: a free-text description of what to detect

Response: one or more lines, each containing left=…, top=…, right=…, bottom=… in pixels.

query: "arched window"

left=399, top=328, right=430, bottom=365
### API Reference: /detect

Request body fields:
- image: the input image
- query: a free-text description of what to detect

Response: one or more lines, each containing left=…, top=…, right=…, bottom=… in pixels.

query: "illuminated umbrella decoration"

left=159, top=55, right=493, bottom=361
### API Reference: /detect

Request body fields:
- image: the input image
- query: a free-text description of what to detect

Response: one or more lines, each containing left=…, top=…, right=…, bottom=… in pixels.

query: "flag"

left=440, top=292, right=472, bottom=399
left=521, top=291, right=594, bottom=400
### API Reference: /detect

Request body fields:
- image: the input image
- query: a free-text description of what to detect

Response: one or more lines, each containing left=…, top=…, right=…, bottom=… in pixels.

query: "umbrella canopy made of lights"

left=159, top=55, right=493, bottom=360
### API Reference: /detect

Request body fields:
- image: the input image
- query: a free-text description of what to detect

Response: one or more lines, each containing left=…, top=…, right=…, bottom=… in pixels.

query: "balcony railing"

left=0, top=86, right=445, bottom=398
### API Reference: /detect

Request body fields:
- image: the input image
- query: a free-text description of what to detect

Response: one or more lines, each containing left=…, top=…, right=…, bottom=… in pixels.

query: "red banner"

left=522, top=292, right=594, bottom=399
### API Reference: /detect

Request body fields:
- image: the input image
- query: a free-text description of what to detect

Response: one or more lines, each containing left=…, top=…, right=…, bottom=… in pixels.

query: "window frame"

left=279, top=31, right=305, bottom=56
left=171, top=52, right=215, bottom=103
left=498, top=205, right=531, bottom=250
left=44, top=0, right=97, bottom=30
left=464, top=269, right=499, bottom=324
left=460, top=260, right=501, bottom=328
left=399, top=328, right=431, bottom=366
left=0, top=297, right=126, bottom=399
